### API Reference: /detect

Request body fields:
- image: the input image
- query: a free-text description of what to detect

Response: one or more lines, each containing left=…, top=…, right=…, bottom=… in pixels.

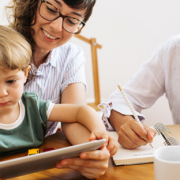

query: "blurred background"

left=1, top=0, right=179, bottom=126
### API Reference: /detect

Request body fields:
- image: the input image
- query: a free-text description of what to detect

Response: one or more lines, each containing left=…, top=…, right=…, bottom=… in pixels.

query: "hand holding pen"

left=117, top=84, right=154, bottom=148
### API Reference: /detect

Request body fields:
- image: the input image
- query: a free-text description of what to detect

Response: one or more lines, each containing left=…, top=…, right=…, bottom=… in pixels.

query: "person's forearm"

left=61, top=106, right=106, bottom=145
left=62, top=123, right=91, bottom=145
left=77, top=106, right=106, bottom=132
left=109, top=110, right=134, bottom=132
left=60, top=84, right=106, bottom=144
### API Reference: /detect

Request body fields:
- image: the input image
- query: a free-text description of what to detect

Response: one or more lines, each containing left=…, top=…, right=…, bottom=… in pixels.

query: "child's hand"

left=89, top=131, right=118, bottom=157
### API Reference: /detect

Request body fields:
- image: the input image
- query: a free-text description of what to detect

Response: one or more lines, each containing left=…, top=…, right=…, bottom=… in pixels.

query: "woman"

left=6, top=0, right=110, bottom=179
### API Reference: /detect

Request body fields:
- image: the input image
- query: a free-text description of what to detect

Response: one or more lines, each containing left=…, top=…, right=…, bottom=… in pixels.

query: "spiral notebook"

left=110, top=123, right=180, bottom=166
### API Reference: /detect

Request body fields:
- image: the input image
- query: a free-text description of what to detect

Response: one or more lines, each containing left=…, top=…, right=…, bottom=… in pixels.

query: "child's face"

left=0, top=68, right=28, bottom=112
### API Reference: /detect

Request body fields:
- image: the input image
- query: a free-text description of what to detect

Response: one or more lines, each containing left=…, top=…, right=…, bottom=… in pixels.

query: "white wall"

left=0, top=1, right=8, bottom=25
left=1, top=0, right=177, bottom=126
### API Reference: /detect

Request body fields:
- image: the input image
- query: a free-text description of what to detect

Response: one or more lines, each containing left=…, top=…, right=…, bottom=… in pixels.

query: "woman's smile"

left=41, top=28, right=59, bottom=42
left=42, top=28, right=58, bottom=40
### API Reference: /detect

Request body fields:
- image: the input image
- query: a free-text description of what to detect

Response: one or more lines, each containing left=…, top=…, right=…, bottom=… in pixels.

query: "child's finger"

left=97, top=132, right=108, bottom=147
left=107, top=137, right=117, bottom=151
left=89, top=133, right=96, bottom=141
left=107, top=138, right=115, bottom=151
left=99, top=143, right=107, bottom=150
left=106, top=136, right=118, bottom=156
left=110, top=145, right=118, bottom=157
left=93, top=131, right=108, bottom=148
left=94, top=131, right=108, bottom=142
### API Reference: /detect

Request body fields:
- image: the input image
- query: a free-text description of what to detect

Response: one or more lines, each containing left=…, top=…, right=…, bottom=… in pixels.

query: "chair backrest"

left=75, top=34, right=102, bottom=111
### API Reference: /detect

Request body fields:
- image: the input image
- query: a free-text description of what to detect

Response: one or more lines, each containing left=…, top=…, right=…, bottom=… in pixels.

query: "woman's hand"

left=56, top=146, right=110, bottom=179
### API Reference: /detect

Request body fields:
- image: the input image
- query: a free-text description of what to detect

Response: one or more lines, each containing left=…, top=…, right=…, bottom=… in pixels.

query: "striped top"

left=24, top=42, right=87, bottom=136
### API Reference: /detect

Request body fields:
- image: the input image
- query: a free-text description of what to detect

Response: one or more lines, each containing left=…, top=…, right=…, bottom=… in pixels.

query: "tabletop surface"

left=1, top=125, right=180, bottom=180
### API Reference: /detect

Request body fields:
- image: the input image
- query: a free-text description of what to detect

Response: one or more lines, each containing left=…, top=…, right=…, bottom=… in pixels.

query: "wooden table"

left=1, top=125, right=180, bottom=180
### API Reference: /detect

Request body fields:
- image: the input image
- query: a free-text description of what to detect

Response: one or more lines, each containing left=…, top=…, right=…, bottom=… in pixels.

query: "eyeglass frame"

left=39, top=0, right=86, bottom=34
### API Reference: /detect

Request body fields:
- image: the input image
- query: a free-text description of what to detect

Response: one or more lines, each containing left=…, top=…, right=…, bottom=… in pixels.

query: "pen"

left=117, top=84, right=153, bottom=148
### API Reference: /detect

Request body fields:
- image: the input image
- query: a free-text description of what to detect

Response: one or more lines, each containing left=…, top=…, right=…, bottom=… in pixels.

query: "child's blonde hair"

left=0, top=25, right=32, bottom=73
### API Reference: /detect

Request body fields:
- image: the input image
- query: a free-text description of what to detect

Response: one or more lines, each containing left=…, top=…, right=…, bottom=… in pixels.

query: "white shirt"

left=102, top=35, right=180, bottom=130
left=25, top=42, right=87, bottom=136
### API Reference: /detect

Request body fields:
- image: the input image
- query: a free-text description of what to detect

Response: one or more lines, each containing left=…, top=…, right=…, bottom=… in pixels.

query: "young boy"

left=0, top=25, right=118, bottom=157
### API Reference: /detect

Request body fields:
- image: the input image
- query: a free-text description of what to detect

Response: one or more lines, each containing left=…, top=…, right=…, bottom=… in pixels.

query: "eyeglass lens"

left=40, top=0, right=83, bottom=33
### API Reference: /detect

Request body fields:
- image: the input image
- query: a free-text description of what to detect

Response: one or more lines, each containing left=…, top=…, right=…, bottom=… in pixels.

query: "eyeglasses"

left=39, top=0, right=85, bottom=34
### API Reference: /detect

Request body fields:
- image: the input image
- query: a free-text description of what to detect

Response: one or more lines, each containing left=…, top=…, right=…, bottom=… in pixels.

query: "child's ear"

left=24, top=65, right=31, bottom=83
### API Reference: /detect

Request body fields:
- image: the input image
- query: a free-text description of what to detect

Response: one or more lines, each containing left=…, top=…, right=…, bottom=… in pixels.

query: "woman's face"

left=31, top=0, right=85, bottom=52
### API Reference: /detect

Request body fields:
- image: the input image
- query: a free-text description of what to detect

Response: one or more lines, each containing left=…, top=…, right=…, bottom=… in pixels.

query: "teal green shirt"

left=0, top=92, right=51, bottom=157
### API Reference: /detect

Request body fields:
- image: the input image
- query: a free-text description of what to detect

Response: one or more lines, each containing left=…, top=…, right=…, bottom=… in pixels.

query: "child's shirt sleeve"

left=46, top=102, right=55, bottom=119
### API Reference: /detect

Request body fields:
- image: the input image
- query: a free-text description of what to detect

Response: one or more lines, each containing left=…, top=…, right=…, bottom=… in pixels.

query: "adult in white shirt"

left=102, top=35, right=180, bottom=149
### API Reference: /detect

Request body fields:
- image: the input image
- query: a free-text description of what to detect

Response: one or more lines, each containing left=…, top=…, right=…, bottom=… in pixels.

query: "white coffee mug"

left=154, top=146, right=180, bottom=180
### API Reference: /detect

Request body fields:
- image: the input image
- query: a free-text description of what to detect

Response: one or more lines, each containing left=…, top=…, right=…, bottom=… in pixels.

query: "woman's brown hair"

left=6, top=0, right=38, bottom=51
left=6, top=0, right=96, bottom=48
left=6, top=0, right=96, bottom=82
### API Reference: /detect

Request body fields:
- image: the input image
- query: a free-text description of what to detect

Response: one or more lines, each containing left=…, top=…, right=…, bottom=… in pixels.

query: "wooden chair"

left=75, top=34, right=102, bottom=111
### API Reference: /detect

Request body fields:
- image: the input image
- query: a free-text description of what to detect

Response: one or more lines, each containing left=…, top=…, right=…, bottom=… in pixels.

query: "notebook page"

left=109, top=131, right=164, bottom=165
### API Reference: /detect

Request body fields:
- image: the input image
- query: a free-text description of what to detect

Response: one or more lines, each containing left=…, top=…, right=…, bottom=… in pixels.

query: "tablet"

left=0, top=139, right=106, bottom=179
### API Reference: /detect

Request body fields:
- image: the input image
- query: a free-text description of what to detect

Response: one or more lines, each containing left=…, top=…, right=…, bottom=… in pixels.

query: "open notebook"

left=109, top=123, right=180, bottom=166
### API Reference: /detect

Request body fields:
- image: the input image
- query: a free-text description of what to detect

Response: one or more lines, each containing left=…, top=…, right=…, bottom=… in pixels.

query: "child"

left=0, top=25, right=118, bottom=157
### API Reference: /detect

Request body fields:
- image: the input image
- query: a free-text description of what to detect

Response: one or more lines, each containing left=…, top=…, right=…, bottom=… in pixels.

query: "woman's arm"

left=57, top=83, right=111, bottom=179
